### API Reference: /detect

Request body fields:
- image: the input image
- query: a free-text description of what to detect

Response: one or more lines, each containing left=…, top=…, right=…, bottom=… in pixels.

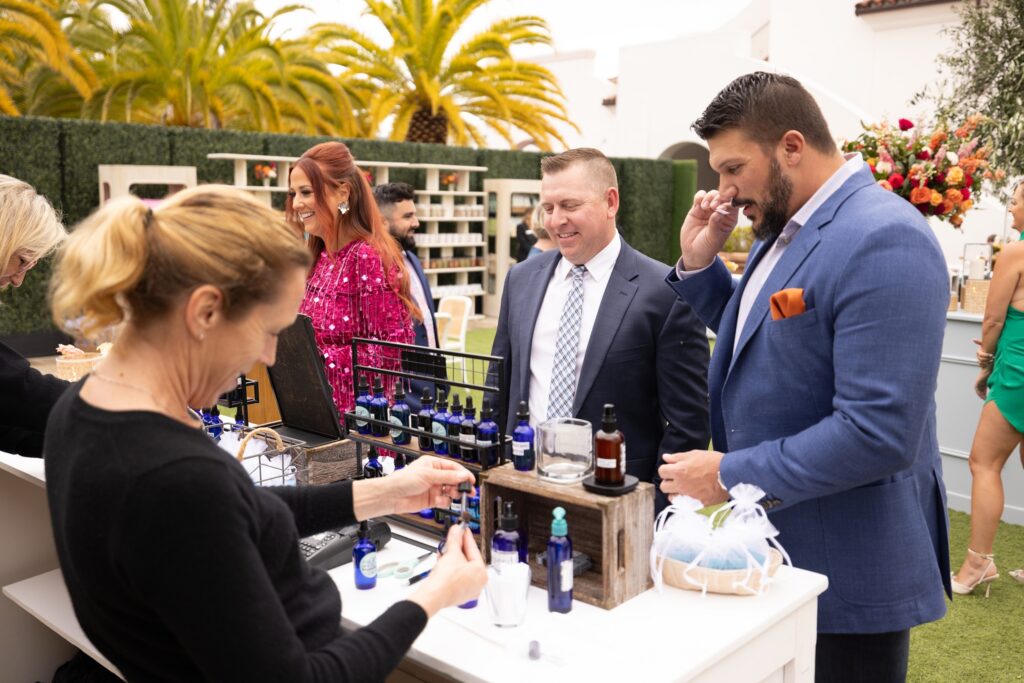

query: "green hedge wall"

left=0, top=115, right=687, bottom=336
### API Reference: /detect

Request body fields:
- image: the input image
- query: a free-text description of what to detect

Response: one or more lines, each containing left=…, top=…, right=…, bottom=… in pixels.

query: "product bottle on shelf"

left=431, top=390, right=451, bottom=455
left=393, top=451, right=407, bottom=471
left=353, top=521, right=378, bottom=590
left=446, top=394, right=464, bottom=459
left=512, top=401, right=536, bottom=472
left=370, top=377, right=389, bottom=437
left=390, top=380, right=411, bottom=446
left=546, top=507, right=573, bottom=614
left=476, top=398, right=499, bottom=466
left=362, top=446, right=385, bottom=479
left=468, top=486, right=480, bottom=534
left=417, top=388, right=436, bottom=452
left=459, top=396, right=478, bottom=461
left=491, top=500, right=524, bottom=570
left=594, top=403, right=625, bottom=486
left=209, top=405, right=223, bottom=439
left=355, top=375, right=372, bottom=435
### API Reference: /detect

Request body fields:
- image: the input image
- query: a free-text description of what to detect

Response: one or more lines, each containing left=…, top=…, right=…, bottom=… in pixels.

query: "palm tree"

left=62, top=0, right=362, bottom=135
left=0, top=0, right=97, bottom=115
left=311, top=0, right=577, bottom=149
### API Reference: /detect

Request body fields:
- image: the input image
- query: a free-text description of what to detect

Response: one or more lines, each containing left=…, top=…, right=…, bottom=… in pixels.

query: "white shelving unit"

left=413, top=163, right=489, bottom=318
left=482, top=178, right=542, bottom=317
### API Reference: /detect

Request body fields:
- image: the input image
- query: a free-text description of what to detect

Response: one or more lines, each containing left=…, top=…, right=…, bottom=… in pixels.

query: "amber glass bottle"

left=594, top=404, right=625, bottom=486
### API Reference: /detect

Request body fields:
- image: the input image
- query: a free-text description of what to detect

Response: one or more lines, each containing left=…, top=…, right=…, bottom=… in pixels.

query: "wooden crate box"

left=480, top=465, right=653, bottom=609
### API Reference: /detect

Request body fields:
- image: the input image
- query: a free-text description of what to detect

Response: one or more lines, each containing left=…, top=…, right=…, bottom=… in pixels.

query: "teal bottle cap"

left=551, top=506, right=567, bottom=536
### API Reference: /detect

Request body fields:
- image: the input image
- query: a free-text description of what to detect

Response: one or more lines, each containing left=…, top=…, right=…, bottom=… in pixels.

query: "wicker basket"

left=207, top=424, right=310, bottom=487
left=54, top=353, right=102, bottom=381
left=660, top=548, right=783, bottom=595
left=961, top=279, right=990, bottom=314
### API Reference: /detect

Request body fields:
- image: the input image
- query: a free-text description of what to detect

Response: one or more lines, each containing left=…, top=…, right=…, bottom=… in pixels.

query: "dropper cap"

left=367, top=446, right=380, bottom=461
left=500, top=500, right=518, bottom=531
left=421, top=387, right=434, bottom=407
left=372, top=377, right=384, bottom=393
left=450, top=394, right=462, bottom=411
left=551, top=507, right=567, bottom=536
left=463, top=396, right=475, bottom=417
left=436, top=389, right=448, bottom=410
left=358, top=520, right=369, bottom=539
left=601, top=403, right=617, bottom=432
left=481, top=397, right=494, bottom=420
left=394, top=380, right=406, bottom=401
left=358, top=375, right=369, bottom=392
left=516, top=400, right=529, bottom=421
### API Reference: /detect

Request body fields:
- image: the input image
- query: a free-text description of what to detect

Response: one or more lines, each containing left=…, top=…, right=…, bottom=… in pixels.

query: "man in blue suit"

left=660, top=73, right=950, bottom=681
left=375, top=182, right=441, bottom=411
left=490, top=148, right=710, bottom=489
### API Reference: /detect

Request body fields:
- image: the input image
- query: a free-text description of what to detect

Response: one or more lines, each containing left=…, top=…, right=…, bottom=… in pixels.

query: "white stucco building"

left=529, top=0, right=1011, bottom=268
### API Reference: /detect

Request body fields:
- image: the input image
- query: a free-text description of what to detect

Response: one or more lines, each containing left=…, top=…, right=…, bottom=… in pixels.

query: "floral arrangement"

left=841, top=115, right=1003, bottom=227
left=441, top=172, right=459, bottom=187
left=253, top=162, right=277, bottom=181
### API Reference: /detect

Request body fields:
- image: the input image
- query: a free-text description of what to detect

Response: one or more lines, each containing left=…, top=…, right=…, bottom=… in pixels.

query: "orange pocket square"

left=770, top=288, right=806, bottom=321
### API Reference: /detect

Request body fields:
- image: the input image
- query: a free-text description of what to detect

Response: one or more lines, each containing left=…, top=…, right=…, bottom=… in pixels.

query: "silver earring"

left=338, top=202, right=349, bottom=215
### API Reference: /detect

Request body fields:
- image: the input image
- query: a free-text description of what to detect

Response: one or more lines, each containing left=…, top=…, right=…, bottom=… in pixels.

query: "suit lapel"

left=519, top=255, right=562, bottom=400
left=572, top=244, right=640, bottom=415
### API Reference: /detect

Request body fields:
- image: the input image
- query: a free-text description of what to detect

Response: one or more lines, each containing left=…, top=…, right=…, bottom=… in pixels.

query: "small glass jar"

left=536, top=418, right=593, bottom=483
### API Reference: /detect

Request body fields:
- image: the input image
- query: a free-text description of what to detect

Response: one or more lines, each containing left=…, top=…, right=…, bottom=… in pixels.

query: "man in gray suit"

left=490, top=148, right=710, bottom=491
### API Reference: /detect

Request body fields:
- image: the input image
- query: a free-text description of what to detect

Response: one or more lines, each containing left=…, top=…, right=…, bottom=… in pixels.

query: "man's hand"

left=679, top=189, right=739, bottom=271
left=658, top=449, right=729, bottom=506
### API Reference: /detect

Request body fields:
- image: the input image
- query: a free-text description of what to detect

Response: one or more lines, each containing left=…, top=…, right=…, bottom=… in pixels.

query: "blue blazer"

left=491, top=238, right=711, bottom=486
left=667, top=166, right=951, bottom=634
left=402, top=250, right=441, bottom=413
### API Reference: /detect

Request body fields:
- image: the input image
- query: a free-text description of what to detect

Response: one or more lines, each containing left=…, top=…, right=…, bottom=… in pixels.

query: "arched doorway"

left=659, top=141, right=717, bottom=192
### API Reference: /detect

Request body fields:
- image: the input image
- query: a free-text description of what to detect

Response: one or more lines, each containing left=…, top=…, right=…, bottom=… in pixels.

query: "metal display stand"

left=343, top=338, right=510, bottom=537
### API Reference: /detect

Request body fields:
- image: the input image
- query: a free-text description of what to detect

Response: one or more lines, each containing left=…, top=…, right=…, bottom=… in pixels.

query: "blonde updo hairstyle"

left=0, top=174, right=66, bottom=275
left=530, top=203, right=550, bottom=241
left=51, top=186, right=312, bottom=339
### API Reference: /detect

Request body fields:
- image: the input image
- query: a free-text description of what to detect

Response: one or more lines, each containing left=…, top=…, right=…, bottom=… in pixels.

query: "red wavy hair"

left=286, top=142, right=420, bottom=322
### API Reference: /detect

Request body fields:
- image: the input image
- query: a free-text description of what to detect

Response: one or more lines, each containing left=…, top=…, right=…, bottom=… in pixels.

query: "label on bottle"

left=451, top=500, right=462, bottom=514
left=359, top=551, right=377, bottom=578
left=476, top=437, right=493, bottom=447
left=432, top=421, right=448, bottom=449
left=355, top=405, right=370, bottom=428
left=492, top=549, right=519, bottom=568
left=560, top=559, right=574, bottom=592
left=621, top=443, right=627, bottom=475
left=512, top=440, right=529, bottom=455
left=596, top=457, right=617, bottom=469
left=389, top=415, right=407, bottom=439
left=460, top=432, right=476, bottom=444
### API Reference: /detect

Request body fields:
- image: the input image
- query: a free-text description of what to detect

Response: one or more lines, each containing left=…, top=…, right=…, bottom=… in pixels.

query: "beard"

left=390, top=228, right=417, bottom=251
left=734, top=157, right=793, bottom=242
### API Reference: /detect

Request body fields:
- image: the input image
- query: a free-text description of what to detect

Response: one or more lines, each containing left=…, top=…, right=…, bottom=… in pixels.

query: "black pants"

left=815, top=629, right=910, bottom=683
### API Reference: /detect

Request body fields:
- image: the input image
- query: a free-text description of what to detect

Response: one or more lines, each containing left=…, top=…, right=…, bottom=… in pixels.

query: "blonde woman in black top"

left=45, top=186, right=486, bottom=682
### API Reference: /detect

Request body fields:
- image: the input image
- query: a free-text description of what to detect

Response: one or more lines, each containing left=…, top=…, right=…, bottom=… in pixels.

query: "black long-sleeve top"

left=45, top=382, right=427, bottom=682
left=0, top=340, right=68, bottom=457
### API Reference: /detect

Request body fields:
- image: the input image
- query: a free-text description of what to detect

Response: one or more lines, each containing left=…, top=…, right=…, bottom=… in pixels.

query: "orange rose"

left=945, top=189, right=963, bottom=204
left=930, top=190, right=943, bottom=206
left=961, top=199, right=974, bottom=212
left=961, top=159, right=978, bottom=175
left=929, top=131, right=947, bottom=149
left=938, top=200, right=954, bottom=215
left=951, top=214, right=964, bottom=227
left=910, top=186, right=933, bottom=204
left=946, top=167, right=965, bottom=185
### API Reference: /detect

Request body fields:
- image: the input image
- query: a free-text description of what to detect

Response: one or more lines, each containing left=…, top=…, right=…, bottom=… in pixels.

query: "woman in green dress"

left=953, top=181, right=1024, bottom=594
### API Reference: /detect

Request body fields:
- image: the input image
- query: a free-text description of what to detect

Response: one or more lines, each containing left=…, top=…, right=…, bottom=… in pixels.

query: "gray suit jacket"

left=490, top=237, right=710, bottom=487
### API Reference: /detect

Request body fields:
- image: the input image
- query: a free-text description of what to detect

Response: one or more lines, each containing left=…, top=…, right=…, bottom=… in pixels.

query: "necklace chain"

left=90, top=371, right=202, bottom=427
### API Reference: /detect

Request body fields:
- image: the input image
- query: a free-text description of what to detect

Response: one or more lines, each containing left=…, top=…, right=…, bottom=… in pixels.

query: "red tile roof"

left=855, top=0, right=959, bottom=16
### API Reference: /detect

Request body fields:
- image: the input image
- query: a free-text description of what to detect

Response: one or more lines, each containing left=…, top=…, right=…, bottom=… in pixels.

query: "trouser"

left=815, top=629, right=910, bottom=683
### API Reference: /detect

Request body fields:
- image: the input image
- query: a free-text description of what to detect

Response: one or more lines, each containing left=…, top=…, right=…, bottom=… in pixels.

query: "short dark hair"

left=373, top=182, right=416, bottom=211
left=692, top=72, right=836, bottom=154
left=540, top=148, right=618, bottom=191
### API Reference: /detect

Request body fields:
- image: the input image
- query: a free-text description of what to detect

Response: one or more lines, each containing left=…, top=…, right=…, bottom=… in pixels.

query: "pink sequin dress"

left=300, top=240, right=414, bottom=415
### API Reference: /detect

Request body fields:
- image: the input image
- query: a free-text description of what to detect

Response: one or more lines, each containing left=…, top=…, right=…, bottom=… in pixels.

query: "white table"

left=2, top=450, right=826, bottom=682
left=330, top=528, right=827, bottom=682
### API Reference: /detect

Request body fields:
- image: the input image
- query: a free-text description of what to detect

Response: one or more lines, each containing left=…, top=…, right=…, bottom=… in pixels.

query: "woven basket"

left=961, top=279, right=990, bottom=314
left=54, top=353, right=102, bottom=381
left=660, top=548, right=783, bottom=595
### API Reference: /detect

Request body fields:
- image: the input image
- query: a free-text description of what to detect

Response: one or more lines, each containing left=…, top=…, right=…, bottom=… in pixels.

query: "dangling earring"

left=338, top=202, right=349, bottom=215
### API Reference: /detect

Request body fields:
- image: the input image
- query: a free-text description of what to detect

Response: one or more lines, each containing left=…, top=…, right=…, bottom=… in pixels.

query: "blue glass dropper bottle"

left=512, top=401, right=535, bottom=471
left=353, top=521, right=377, bottom=590
left=354, top=375, right=372, bottom=435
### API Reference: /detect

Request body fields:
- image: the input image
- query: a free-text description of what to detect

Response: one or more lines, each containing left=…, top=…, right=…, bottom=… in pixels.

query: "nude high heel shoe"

left=952, top=549, right=999, bottom=597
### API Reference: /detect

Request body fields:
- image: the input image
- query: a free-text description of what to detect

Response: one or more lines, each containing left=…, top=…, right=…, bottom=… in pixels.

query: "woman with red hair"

left=287, top=142, right=417, bottom=414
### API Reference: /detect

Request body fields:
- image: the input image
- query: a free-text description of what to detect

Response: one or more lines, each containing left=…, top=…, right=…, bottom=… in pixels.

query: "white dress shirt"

left=677, top=153, right=863, bottom=353
left=403, top=252, right=436, bottom=347
left=529, top=234, right=622, bottom=424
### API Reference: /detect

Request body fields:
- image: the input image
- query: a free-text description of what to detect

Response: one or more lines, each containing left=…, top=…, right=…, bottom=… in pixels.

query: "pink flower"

left=899, top=118, right=915, bottom=131
left=889, top=173, right=905, bottom=189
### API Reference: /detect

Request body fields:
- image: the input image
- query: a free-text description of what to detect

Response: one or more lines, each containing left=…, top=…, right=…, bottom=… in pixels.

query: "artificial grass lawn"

left=466, top=325, right=1024, bottom=681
